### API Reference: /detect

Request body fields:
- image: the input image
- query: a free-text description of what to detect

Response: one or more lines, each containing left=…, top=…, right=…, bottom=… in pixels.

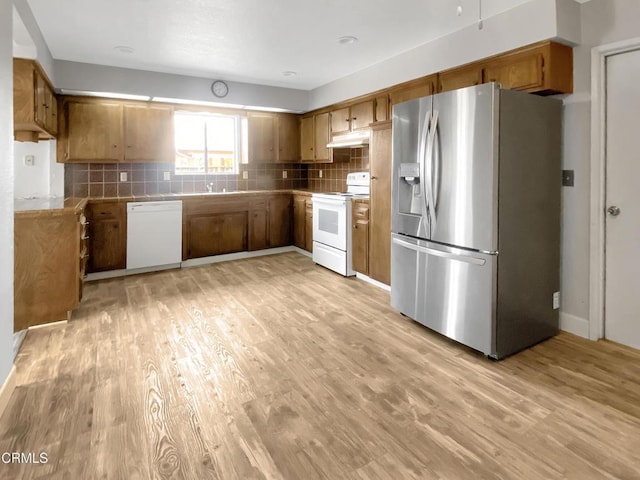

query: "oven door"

left=312, top=196, right=348, bottom=251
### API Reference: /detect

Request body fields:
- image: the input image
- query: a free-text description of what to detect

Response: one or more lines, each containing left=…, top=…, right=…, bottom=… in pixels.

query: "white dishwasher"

left=127, top=201, right=183, bottom=270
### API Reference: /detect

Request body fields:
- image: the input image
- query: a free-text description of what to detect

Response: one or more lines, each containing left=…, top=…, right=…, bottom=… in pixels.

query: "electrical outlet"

left=120, top=171, right=128, bottom=182
left=163, top=171, right=171, bottom=181
left=553, top=291, right=560, bottom=310
left=319, top=170, right=323, bottom=178
left=282, top=170, right=287, bottom=179
left=242, top=171, right=248, bottom=180
left=24, top=155, right=35, bottom=166
left=562, top=170, right=574, bottom=187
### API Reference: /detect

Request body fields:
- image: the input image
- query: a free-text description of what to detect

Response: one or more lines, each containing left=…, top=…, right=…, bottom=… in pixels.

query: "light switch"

left=242, top=171, right=248, bottom=179
left=24, top=155, right=35, bottom=166
left=163, top=171, right=171, bottom=181
left=120, top=171, right=128, bottom=182
left=319, top=170, right=323, bottom=178
left=562, top=170, right=574, bottom=187
left=282, top=170, right=287, bottom=179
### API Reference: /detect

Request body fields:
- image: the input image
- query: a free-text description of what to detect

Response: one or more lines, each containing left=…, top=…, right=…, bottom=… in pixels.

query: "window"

left=174, top=112, right=240, bottom=175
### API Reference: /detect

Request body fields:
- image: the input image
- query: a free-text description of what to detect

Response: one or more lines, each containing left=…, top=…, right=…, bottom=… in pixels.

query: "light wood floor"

left=1, top=252, right=640, bottom=479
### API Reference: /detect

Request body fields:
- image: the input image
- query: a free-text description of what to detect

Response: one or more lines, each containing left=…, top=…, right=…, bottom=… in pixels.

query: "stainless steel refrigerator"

left=391, top=82, right=561, bottom=359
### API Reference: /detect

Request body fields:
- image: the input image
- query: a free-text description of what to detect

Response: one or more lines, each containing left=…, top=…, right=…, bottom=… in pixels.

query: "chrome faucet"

left=206, top=182, right=214, bottom=193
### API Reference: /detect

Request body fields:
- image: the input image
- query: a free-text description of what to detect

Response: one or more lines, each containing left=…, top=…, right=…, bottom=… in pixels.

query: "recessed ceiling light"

left=114, top=45, right=134, bottom=54
left=282, top=71, right=297, bottom=77
left=337, top=36, right=358, bottom=45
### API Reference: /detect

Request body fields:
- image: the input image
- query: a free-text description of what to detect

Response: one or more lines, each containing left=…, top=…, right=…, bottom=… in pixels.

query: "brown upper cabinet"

left=374, top=95, right=390, bottom=122
left=438, top=41, right=573, bottom=94
left=13, top=58, right=58, bottom=142
left=123, top=105, right=174, bottom=162
left=300, top=112, right=329, bottom=163
left=389, top=75, right=438, bottom=105
left=59, top=98, right=175, bottom=163
left=438, top=64, right=483, bottom=93
left=330, top=100, right=374, bottom=134
left=247, top=112, right=300, bottom=163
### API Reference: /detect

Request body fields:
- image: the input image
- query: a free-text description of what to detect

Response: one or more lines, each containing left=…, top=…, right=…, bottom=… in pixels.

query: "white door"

left=604, top=49, right=640, bottom=348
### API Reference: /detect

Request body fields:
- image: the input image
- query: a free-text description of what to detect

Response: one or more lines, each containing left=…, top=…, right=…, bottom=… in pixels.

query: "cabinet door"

left=389, top=76, right=436, bottom=105
left=438, top=65, right=483, bottom=93
left=293, top=196, right=306, bottom=248
left=87, top=203, right=127, bottom=272
left=314, top=112, right=330, bottom=162
left=330, top=107, right=351, bottom=135
left=249, top=200, right=269, bottom=251
left=277, top=114, right=300, bottom=162
left=66, top=102, right=123, bottom=162
left=247, top=113, right=277, bottom=163
left=375, top=95, right=389, bottom=122
left=369, top=123, right=392, bottom=285
left=305, top=200, right=313, bottom=252
left=34, top=72, right=47, bottom=129
left=352, top=218, right=369, bottom=275
left=45, top=86, right=58, bottom=136
left=187, top=212, right=248, bottom=258
left=268, top=196, right=292, bottom=247
left=124, top=105, right=174, bottom=162
left=300, top=116, right=315, bottom=162
left=484, top=53, right=544, bottom=91
left=350, top=101, right=374, bottom=130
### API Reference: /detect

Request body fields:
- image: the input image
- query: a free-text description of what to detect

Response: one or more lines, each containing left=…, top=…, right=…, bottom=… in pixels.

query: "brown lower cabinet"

left=351, top=199, right=370, bottom=275
left=86, top=201, right=127, bottom=272
left=14, top=203, right=86, bottom=331
left=268, top=195, right=292, bottom=248
left=292, top=194, right=313, bottom=253
left=186, top=211, right=248, bottom=258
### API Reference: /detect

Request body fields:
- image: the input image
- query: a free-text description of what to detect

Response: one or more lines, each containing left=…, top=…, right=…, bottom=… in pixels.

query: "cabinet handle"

left=81, top=235, right=89, bottom=240
left=352, top=117, right=357, bottom=120
left=113, top=144, right=118, bottom=148
left=353, top=225, right=358, bottom=229
left=345, top=119, right=350, bottom=122
left=371, top=176, right=378, bottom=180
left=127, top=145, right=132, bottom=148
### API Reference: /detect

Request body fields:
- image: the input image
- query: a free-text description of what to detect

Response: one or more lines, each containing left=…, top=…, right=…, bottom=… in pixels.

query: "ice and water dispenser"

left=398, top=163, right=422, bottom=215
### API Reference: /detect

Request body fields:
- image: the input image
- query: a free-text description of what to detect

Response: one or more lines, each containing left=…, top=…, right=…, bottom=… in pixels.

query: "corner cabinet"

left=300, top=113, right=330, bottom=163
left=247, top=112, right=301, bottom=163
left=58, top=97, right=175, bottom=163
left=13, top=58, right=58, bottom=142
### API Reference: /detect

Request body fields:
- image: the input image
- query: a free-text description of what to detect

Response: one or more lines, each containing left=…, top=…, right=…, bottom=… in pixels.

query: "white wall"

left=0, top=0, right=16, bottom=387
left=557, top=0, right=640, bottom=335
left=14, top=140, right=63, bottom=198
left=13, top=0, right=54, bottom=81
left=308, top=0, right=581, bottom=110
left=54, top=60, right=310, bottom=113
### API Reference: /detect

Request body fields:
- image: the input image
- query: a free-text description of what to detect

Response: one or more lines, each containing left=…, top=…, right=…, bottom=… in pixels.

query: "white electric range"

left=312, top=172, right=370, bottom=276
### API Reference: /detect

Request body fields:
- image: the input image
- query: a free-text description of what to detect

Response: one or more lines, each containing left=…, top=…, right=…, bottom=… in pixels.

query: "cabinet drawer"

left=90, top=202, right=123, bottom=219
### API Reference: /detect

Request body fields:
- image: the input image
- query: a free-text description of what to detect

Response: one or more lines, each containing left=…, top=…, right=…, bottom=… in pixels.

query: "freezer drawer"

left=391, top=233, right=497, bottom=355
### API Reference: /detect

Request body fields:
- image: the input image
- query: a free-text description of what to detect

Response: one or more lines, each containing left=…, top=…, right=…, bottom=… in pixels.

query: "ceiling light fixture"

left=114, top=45, right=134, bottom=54
left=337, top=36, right=358, bottom=45
left=478, top=0, right=483, bottom=30
left=457, top=0, right=462, bottom=16
left=282, top=71, right=297, bottom=77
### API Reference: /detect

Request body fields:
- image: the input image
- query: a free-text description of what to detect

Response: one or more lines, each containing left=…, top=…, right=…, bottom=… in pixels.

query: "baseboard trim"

left=86, top=247, right=307, bottom=281
left=0, top=366, right=17, bottom=419
left=292, top=247, right=312, bottom=258
left=28, top=319, right=68, bottom=330
left=355, top=273, right=391, bottom=291
left=560, top=312, right=590, bottom=338
left=181, top=246, right=297, bottom=268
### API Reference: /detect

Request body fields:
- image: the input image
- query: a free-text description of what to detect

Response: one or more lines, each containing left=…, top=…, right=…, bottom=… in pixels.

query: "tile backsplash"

left=64, top=162, right=307, bottom=198
left=64, top=147, right=368, bottom=198
left=306, top=147, right=369, bottom=192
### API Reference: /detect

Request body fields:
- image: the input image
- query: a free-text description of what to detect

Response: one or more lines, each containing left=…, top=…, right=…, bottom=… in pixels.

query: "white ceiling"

left=29, top=0, right=546, bottom=90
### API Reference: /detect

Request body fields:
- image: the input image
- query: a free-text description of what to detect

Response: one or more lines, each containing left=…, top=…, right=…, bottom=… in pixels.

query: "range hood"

left=326, top=130, right=370, bottom=149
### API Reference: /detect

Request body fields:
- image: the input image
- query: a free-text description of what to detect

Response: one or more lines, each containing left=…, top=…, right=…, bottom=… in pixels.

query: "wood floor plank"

left=1, top=252, right=640, bottom=479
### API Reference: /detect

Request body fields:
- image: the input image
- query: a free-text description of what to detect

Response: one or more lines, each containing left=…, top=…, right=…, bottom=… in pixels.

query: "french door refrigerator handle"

left=430, top=110, right=440, bottom=217
left=418, top=108, right=431, bottom=234
left=392, top=236, right=487, bottom=266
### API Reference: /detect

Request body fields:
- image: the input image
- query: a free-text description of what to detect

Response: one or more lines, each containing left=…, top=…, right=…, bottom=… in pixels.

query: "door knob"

left=607, top=206, right=621, bottom=217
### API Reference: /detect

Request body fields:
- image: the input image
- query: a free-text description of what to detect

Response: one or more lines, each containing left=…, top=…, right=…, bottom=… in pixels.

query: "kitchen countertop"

left=14, top=197, right=88, bottom=217
left=14, top=190, right=316, bottom=215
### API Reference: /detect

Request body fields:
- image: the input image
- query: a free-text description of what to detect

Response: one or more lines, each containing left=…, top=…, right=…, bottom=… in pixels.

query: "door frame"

left=589, top=37, right=640, bottom=340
